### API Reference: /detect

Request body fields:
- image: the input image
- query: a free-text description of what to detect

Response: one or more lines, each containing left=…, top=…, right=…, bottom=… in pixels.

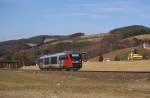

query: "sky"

left=0, top=0, right=150, bottom=41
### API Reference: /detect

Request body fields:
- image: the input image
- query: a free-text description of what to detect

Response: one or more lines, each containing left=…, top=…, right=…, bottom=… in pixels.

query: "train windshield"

left=59, top=55, right=68, bottom=60
left=70, top=53, right=82, bottom=61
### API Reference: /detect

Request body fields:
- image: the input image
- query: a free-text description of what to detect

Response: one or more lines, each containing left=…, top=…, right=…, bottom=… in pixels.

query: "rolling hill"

left=0, top=25, right=150, bottom=65
left=91, top=47, right=150, bottom=61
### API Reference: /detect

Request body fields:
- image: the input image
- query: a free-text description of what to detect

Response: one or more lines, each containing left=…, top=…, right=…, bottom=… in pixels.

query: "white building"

left=143, top=43, right=150, bottom=49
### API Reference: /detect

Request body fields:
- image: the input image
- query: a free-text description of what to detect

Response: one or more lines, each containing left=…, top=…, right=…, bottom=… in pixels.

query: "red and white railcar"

left=39, top=51, right=82, bottom=71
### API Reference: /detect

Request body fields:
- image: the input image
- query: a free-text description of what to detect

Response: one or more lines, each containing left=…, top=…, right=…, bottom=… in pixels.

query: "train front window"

left=59, top=55, right=67, bottom=60
left=70, top=54, right=81, bottom=61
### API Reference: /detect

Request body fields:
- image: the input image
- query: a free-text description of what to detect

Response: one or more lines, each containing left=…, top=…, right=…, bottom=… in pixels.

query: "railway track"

left=1, top=68, right=150, bottom=73
left=80, top=70, right=150, bottom=73
left=19, top=69, right=150, bottom=80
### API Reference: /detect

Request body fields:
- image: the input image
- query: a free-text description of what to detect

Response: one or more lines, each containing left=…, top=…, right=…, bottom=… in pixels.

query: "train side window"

left=51, top=57, right=57, bottom=64
left=44, top=58, right=49, bottom=65
left=39, top=59, right=43, bottom=63
left=59, top=55, right=67, bottom=60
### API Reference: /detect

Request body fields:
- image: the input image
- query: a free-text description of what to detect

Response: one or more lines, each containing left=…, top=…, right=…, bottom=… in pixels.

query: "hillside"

left=0, top=25, right=150, bottom=65
left=126, top=34, right=150, bottom=40
left=110, top=25, right=150, bottom=38
left=0, top=33, right=85, bottom=55
left=91, top=47, right=150, bottom=61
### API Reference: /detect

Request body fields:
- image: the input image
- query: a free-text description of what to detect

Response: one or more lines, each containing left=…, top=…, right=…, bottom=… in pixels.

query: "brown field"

left=21, top=60, right=150, bottom=72
left=1, top=60, right=150, bottom=98
left=0, top=69, right=150, bottom=98
left=82, top=60, right=150, bottom=71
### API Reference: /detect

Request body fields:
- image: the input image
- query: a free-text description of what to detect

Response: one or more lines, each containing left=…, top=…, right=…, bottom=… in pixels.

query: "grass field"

left=82, top=60, right=150, bottom=71
left=0, top=70, right=150, bottom=98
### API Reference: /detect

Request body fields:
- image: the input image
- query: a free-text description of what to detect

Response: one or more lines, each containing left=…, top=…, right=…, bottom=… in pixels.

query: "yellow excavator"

left=128, top=49, right=143, bottom=60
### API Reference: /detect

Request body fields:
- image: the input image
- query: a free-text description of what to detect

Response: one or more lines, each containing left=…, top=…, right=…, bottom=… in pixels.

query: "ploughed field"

left=0, top=70, right=150, bottom=98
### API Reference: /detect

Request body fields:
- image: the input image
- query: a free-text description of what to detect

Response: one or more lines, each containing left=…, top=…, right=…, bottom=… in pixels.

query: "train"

left=38, top=51, right=82, bottom=71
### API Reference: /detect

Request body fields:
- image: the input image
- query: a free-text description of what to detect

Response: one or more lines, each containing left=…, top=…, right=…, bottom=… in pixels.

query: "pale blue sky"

left=0, top=0, right=150, bottom=41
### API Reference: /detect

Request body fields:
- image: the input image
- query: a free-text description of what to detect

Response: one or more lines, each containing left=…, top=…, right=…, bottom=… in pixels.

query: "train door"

left=59, top=55, right=67, bottom=68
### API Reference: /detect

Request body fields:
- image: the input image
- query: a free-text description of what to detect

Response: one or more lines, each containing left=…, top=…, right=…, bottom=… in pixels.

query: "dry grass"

left=77, top=35, right=102, bottom=42
left=47, top=34, right=102, bottom=45
left=128, top=34, right=150, bottom=40
left=21, top=60, right=150, bottom=72
left=81, top=60, right=150, bottom=71
left=91, top=48, right=132, bottom=61
left=0, top=70, right=150, bottom=98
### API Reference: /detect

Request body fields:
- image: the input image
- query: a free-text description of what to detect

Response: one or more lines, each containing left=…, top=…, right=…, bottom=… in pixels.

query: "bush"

left=113, top=55, right=128, bottom=61
left=114, top=56, right=120, bottom=61
left=98, top=54, right=104, bottom=62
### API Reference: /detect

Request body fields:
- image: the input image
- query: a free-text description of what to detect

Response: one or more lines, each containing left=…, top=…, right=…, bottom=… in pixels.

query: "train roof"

left=40, top=52, right=66, bottom=59
left=39, top=51, right=81, bottom=59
